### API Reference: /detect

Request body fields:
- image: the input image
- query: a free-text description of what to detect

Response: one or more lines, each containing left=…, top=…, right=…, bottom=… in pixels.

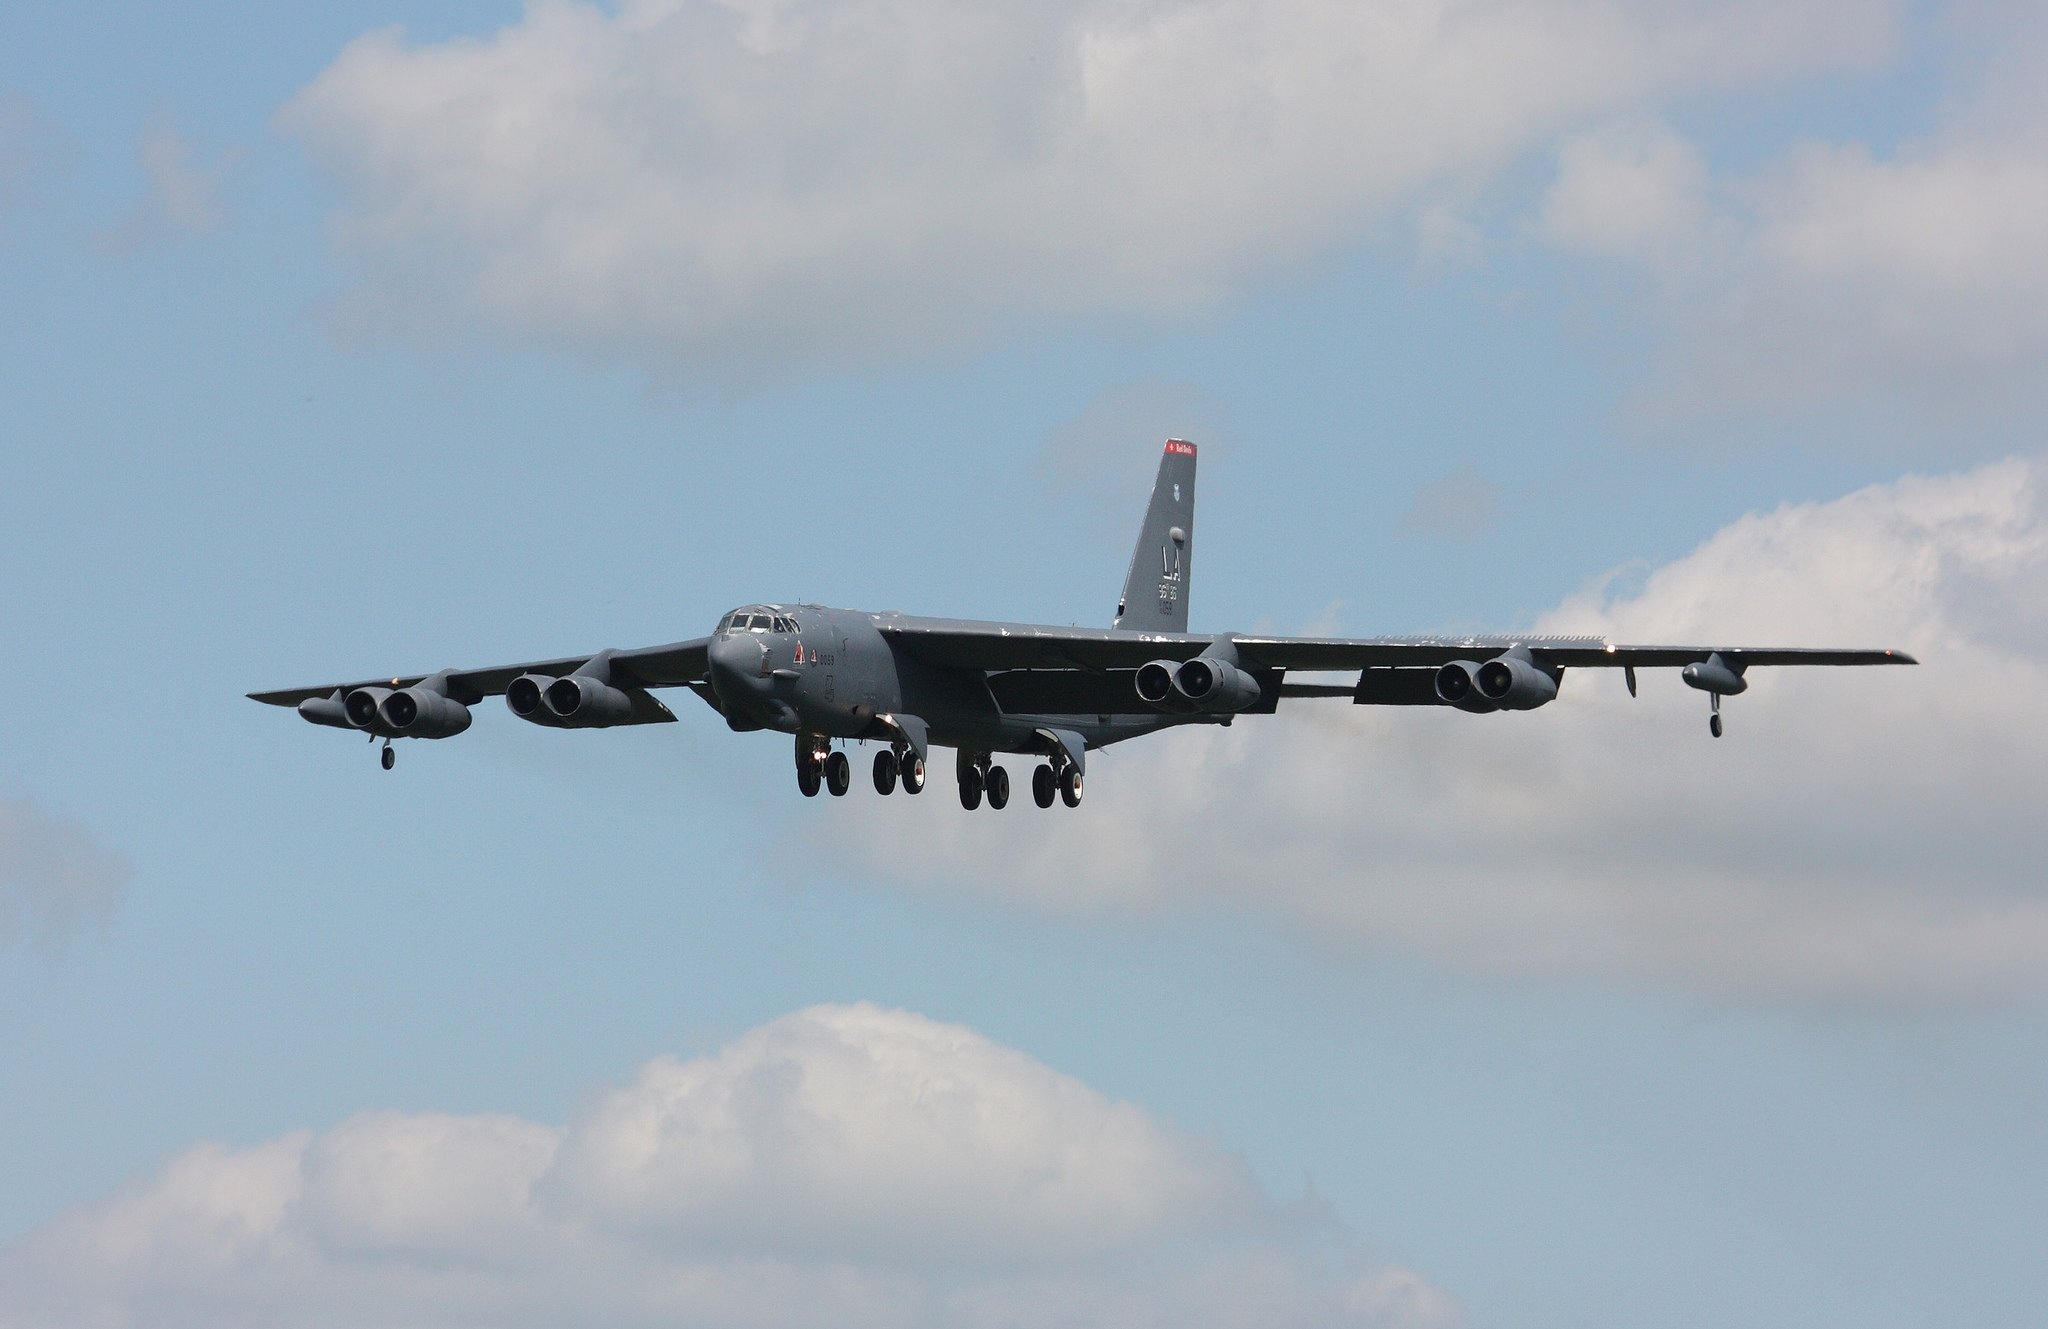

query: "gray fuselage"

left=704, top=604, right=1179, bottom=757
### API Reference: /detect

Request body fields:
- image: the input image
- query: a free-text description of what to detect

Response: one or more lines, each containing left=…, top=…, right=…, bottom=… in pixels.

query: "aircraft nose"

left=707, top=633, right=769, bottom=709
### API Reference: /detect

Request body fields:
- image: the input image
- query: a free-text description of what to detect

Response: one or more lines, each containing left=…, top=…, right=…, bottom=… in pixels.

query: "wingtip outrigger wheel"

left=381, top=742, right=395, bottom=770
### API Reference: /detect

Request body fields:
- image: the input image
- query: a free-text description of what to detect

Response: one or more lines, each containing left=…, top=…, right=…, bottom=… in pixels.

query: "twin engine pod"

left=505, top=673, right=637, bottom=728
left=1434, top=652, right=1561, bottom=713
left=309, top=683, right=474, bottom=738
left=1135, top=656, right=1262, bottom=714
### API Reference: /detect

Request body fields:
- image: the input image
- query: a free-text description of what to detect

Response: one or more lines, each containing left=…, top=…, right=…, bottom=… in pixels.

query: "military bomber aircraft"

left=252, top=440, right=1915, bottom=810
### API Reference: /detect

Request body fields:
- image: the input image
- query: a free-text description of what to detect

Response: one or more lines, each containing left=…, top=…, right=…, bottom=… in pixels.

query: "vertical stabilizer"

left=1113, top=439, right=1196, bottom=632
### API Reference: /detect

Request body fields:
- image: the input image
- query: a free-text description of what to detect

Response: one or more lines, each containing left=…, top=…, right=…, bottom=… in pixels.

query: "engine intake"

left=344, top=686, right=394, bottom=729
left=379, top=686, right=472, bottom=739
left=1135, top=657, right=1262, bottom=713
left=506, top=673, right=555, bottom=724
left=542, top=674, right=637, bottom=727
left=1474, top=654, right=1559, bottom=711
left=1433, top=661, right=1496, bottom=713
left=1172, top=657, right=1261, bottom=713
left=1135, top=660, right=1180, bottom=708
left=1438, top=652, right=1560, bottom=713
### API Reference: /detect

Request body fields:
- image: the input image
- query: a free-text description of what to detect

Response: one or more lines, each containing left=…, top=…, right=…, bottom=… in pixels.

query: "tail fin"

left=1113, top=439, right=1196, bottom=632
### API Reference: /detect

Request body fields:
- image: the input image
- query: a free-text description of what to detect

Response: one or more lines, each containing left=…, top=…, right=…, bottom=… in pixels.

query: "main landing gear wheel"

left=873, top=749, right=898, bottom=795
left=1032, top=763, right=1057, bottom=808
left=900, top=753, right=925, bottom=794
left=958, top=764, right=984, bottom=811
left=1059, top=765, right=1083, bottom=808
left=380, top=744, right=395, bottom=771
left=825, top=750, right=852, bottom=797
left=985, top=764, right=1010, bottom=810
left=797, top=760, right=822, bottom=797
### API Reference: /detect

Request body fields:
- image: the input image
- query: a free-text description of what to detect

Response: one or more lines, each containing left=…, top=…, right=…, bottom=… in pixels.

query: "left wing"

left=877, top=618, right=1914, bottom=674
left=879, top=617, right=1913, bottom=729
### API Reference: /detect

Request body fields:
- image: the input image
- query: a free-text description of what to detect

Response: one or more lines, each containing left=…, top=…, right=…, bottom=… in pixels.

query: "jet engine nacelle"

left=344, top=686, right=395, bottom=730
left=1433, top=661, right=1496, bottom=713
left=379, top=686, right=473, bottom=739
left=1474, top=655, right=1559, bottom=711
left=1135, top=657, right=1261, bottom=713
left=1172, top=657, right=1262, bottom=713
left=1435, top=653, right=1561, bottom=713
left=542, top=674, right=637, bottom=727
left=1135, top=660, right=1183, bottom=710
left=506, top=674, right=562, bottom=727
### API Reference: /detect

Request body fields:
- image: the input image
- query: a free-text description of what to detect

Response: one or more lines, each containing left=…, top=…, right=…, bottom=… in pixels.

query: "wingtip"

left=1890, top=650, right=1920, bottom=665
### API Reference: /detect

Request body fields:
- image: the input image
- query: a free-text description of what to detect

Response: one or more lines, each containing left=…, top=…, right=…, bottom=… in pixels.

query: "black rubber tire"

left=1710, top=714, right=1723, bottom=739
left=825, top=750, right=852, bottom=796
left=797, top=761, right=821, bottom=797
left=1060, top=765, right=1083, bottom=807
left=1032, top=764, right=1056, bottom=808
left=873, top=749, right=898, bottom=795
left=985, top=765, right=1010, bottom=810
left=381, top=745, right=395, bottom=771
left=958, top=777, right=982, bottom=811
left=901, top=754, right=925, bottom=794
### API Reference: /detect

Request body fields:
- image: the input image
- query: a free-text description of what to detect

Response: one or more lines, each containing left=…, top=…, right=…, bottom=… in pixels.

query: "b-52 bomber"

left=252, top=440, right=1915, bottom=810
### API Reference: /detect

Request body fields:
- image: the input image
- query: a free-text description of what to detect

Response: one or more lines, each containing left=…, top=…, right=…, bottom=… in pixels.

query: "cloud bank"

left=281, top=0, right=1897, bottom=364
left=0, top=1003, right=1456, bottom=1329
left=1541, top=23, right=2048, bottom=425
left=837, top=459, right=2048, bottom=1008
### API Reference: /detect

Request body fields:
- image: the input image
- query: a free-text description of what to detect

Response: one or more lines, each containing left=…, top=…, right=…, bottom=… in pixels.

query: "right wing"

left=247, top=638, right=710, bottom=709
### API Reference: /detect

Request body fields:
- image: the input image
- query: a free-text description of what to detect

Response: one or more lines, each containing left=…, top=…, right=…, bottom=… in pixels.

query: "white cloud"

left=0, top=1004, right=1453, bottom=1329
left=1540, top=117, right=1707, bottom=260
left=1540, top=25, right=2048, bottom=427
left=0, top=796, right=127, bottom=948
left=280, top=0, right=1897, bottom=364
left=833, top=459, right=2048, bottom=1008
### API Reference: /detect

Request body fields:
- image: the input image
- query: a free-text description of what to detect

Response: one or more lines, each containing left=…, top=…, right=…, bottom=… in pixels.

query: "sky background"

left=3, top=2, right=2046, bottom=1326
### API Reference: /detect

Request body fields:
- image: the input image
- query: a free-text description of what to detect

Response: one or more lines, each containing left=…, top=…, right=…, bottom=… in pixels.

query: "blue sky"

left=4, top=3, right=2047, bottom=1327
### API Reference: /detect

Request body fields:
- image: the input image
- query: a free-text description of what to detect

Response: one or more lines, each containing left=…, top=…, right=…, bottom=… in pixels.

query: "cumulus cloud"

left=0, top=1004, right=1452, bottom=1329
left=1541, top=23, right=2048, bottom=427
left=0, top=795, right=128, bottom=948
left=280, top=0, right=1897, bottom=364
left=833, top=460, right=2048, bottom=1008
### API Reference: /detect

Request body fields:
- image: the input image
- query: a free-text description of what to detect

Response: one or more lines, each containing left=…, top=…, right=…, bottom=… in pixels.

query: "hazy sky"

left=3, top=3, right=2046, bottom=1326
